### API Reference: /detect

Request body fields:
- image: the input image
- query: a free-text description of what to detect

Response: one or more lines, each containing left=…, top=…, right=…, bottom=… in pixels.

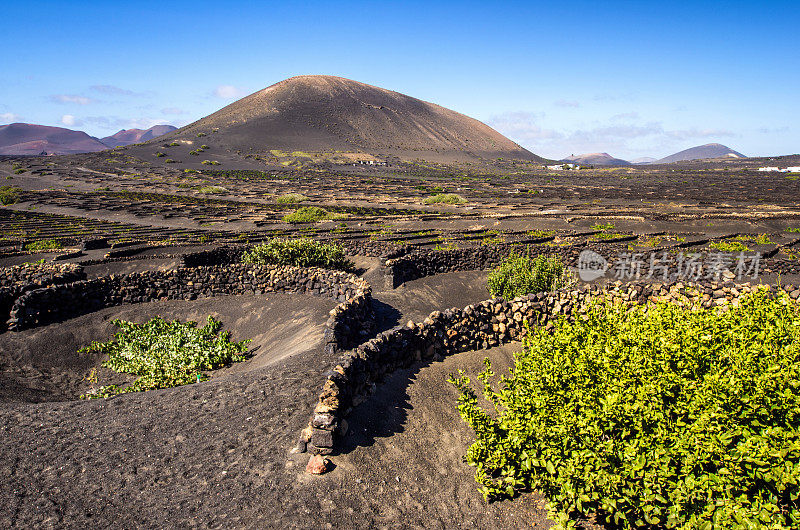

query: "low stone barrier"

left=7, top=264, right=375, bottom=354
left=297, top=280, right=800, bottom=456
left=0, top=262, right=85, bottom=329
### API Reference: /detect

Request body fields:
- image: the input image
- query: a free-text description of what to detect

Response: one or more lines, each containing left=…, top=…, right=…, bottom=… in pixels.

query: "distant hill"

left=655, top=143, right=746, bottom=164
left=100, top=125, right=177, bottom=147
left=562, top=152, right=631, bottom=166
left=630, top=157, right=657, bottom=164
left=0, top=123, right=107, bottom=155
left=154, top=75, right=543, bottom=164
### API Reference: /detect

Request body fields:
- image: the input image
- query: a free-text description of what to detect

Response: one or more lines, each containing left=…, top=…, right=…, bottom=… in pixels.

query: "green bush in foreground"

left=423, top=193, right=466, bottom=205
left=81, top=316, right=249, bottom=399
left=241, top=238, right=352, bottom=270
left=25, top=238, right=63, bottom=251
left=0, top=185, right=21, bottom=205
left=487, top=254, right=573, bottom=298
left=282, top=206, right=334, bottom=224
left=450, top=289, right=800, bottom=529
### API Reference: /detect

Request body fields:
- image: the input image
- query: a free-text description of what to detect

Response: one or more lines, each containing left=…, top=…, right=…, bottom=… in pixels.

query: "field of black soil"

left=1, top=152, right=799, bottom=528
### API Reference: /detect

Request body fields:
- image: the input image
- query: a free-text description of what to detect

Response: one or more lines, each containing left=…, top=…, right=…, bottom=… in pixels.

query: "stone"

left=305, top=455, right=331, bottom=475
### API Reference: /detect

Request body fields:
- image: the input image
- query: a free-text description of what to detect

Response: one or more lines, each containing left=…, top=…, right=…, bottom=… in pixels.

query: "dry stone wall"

left=7, top=265, right=375, bottom=355
left=298, top=279, right=800, bottom=455
left=0, top=263, right=85, bottom=330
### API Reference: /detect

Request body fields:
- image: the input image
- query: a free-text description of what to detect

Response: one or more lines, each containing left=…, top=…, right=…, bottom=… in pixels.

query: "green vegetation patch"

left=423, top=193, right=466, bottom=205
left=197, top=185, right=227, bottom=194
left=241, top=238, right=352, bottom=270
left=25, top=238, right=63, bottom=251
left=451, top=288, right=800, bottom=528
left=710, top=240, right=750, bottom=252
left=282, top=206, right=338, bottom=224
left=0, top=186, right=21, bottom=205
left=487, top=254, right=573, bottom=299
left=276, top=193, right=309, bottom=204
left=81, top=316, right=249, bottom=399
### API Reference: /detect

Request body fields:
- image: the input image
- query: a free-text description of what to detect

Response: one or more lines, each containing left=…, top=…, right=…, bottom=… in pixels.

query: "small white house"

left=787, top=167, right=800, bottom=173
left=758, top=167, right=781, bottom=172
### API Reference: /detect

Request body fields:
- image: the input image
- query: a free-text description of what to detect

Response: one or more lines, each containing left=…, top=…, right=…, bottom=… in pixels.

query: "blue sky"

left=2, top=0, right=798, bottom=159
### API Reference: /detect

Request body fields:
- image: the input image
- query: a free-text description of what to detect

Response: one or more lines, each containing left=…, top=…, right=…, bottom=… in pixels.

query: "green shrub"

left=0, top=185, right=21, bottom=205
left=423, top=193, right=466, bottom=205
left=282, top=206, right=333, bottom=224
left=13, top=168, right=25, bottom=174
left=710, top=240, right=749, bottom=252
left=787, top=227, right=800, bottom=233
left=25, top=238, right=63, bottom=251
left=241, top=238, right=352, bottom=270
left=80, top=316, right=249, bottom=399
left=487, top=254, right=573, bottom=298
left=155, top=152, right=166, bottom=157
left=450, top=289, right=800, bottom=529
left=201, top=160, right=220, bottom=165
left=276, top=193, right=309, bottom=204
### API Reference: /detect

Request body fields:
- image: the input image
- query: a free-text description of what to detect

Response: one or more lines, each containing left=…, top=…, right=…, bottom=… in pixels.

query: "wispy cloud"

left=90, top=84, right=136, bottom=96
left=82, top=116, right=174, bottom=130
left=51, top=94, right=94, bottom=105
left=488, top=110, right=740, bottom=159
left=213, top=85, right=246, bottom=99
left=161, top=107, right=187, bottom=115
left=487, top=111, right=562, bottom=144
left=665, top=128, right=736, bottom=140
left=758, top=126, right=789, bottom=134
left=554, top=99, right=580, bottom=108
left=611, top=112, right=640, bottom=121
left=0, top=112, right=22, bottom=123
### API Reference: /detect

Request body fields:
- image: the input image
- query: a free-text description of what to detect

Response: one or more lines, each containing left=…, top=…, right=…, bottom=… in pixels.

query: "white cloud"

left=213, top=85, right=246, bottom=99
left=0, top=112, right=22, bottom=123
left=554, top=99, right=580, bottom=108
left=51, top=94, right=94, bottom=105
left=665, top=128, right=737, bottom=140
left=61, top=114, right=81, bottom=127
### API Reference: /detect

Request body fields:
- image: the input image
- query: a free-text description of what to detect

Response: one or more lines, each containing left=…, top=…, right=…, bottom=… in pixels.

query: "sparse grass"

left=788, top=227, right=800, bottom=233
left=276, top=193, right=309, bottom=204
left=423, top=193, right=466, bottom=205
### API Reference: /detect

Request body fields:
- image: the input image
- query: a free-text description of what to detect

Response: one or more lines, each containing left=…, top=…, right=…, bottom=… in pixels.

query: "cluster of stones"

left=0, top=262, right=85, bottom=330
left=6, top=265, right=374, bottom=351
left=298, top=279, right=800, bottom=459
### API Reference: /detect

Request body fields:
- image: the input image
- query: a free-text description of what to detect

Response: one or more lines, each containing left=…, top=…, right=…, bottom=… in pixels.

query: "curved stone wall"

left=7, top=264, right=375, bottom=355
left=298, top=279, right=800, bottom=455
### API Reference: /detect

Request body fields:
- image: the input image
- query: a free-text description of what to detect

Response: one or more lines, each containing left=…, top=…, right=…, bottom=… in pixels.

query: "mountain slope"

left=0, top=123, right=107, bottom=155
left=100, top=125, right=177, bottom=147
left=656, top=143, right=746, bottom=164
left=157, top=75, right=542, bottom=164
left=562, top=152, right=631, bottom=166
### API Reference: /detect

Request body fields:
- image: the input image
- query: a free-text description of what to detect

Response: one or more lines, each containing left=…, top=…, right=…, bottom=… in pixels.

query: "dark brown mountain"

left=562, top=152, right=631, bottom=166
left=157, top=75, right=542, bottom=164
left=0, top=123, right=107, bottom=155
left=100, top=125, right=177, bottom=147
left=655, top=143, right=746, bottom=164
